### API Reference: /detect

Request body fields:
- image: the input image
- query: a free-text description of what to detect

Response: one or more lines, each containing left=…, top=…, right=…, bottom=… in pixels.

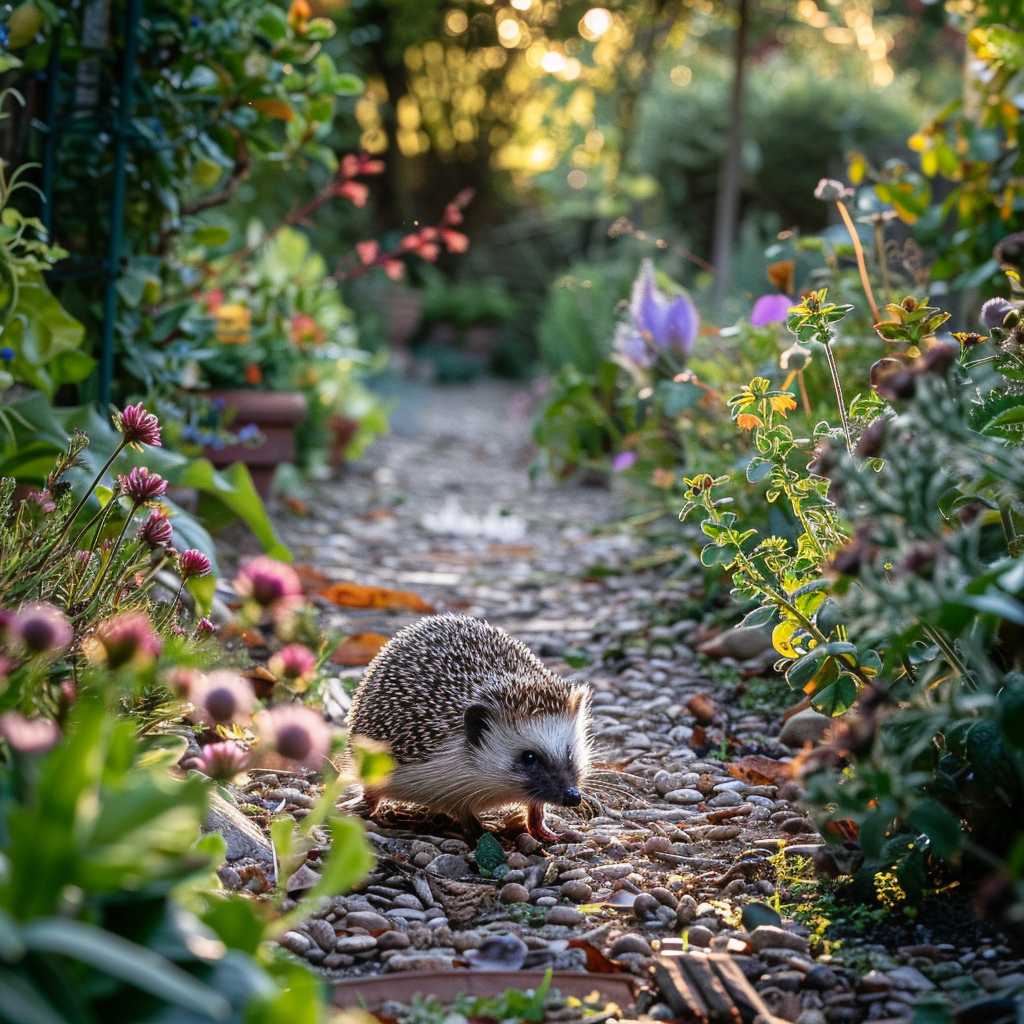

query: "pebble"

left=633, top=893, right=661, bottom=918
left=323, top=951, right=354, bottom=969
left=779, top=708, right=831, bottom=748
left=676, top=896, right=698, bottom=926
left=499, top=883, right=530, bottom=904
left=611, top=933, right=654, bottom=957
left=887, top=967, right=935, bottom=992
left=665, top=788, right=705, bottom=804
left=516, top=834, right=542, bottom=854
left=685, top=925, right=714, bottom=947
left=388, top=908, right=426, bottom=921
left=545, top=906, right=584, bottom=926
left=747, top=926, right=810, bottom=955
left=377, top=931, right=411, bottom=950
left=335, top=935, right=377, bottom=954
left=805, top=964, right=840, bottom=990
left=345, top=911, right=391, bottom=932
left=560, top=881, right=593, bottom=902
left=425, top=854, right=469, bottom=879
left=650, top=886, right=678, bottom=909
left=306, top=919, right=337, bottom=952
left=708, top=790, right=744, bottom=808
left=386, top=953, right=456, bottom=972
left=279, top=930, right=311, bottom=955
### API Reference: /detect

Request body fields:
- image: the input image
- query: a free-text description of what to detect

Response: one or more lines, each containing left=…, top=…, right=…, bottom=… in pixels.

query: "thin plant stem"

left=835, top=200, right=880, bottom=323
left=822, top=341, right=855, bottom=458
left=873, top=218, right=890, bottom=299
left=921, top=622, right=969, bottom=681
left=89, top=503, right=141, bottom=600
left=56, top=439, right=127, bottom=548
left=797, top=370, right=812, bottom=416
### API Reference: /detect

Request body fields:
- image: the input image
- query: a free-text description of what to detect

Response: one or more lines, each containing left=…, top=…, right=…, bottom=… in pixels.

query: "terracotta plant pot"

left=202, top=389, right=308, bottom=498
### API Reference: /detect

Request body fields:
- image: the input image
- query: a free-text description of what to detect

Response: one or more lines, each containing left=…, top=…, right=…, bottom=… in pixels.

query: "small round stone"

left=633, top=893, right=661, bottom=918
left=279, top=930, right=311, bottom=955
left=685, top=925, right=714, bottom=948
left=610, top=933, right=653, bottom=958
left=560, top=881, right=593, bottom=903
left=377, top=931, right=411, bottom=951
left=650, top=886, right=678, bottom=909
left=335, top=934, right=377, bottom=954
left=516, top=833, right=542, bottom=855
left=545, top=906, right=584, bottom=926
left=345, top=911, right=391, bottom=932
left=500, top=882, right=530, bottom=904
left=425, top=854, right=469, bottom=879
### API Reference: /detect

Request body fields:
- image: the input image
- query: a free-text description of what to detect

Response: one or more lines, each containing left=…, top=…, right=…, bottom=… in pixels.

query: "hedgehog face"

left=464, top=699, right=590, bottom=807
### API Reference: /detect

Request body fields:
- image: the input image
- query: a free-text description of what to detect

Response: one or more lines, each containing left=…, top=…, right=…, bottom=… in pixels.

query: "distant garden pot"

left=202, top=389, right=308, bottom=498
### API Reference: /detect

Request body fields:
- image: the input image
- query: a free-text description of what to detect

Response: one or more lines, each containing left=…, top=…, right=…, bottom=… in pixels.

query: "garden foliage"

left=0, top=405, right=378, bottom=1022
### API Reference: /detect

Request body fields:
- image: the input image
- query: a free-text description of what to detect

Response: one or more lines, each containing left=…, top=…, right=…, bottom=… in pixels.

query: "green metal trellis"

left=38, top=0, right=141, bottom=409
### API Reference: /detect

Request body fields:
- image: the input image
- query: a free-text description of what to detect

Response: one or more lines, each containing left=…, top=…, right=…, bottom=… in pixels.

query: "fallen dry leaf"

left=318, top=582, right=435, bottom=613
left=727, top=755, right=794, bottom=787
left=568, top=938, right=621, bottom=974
left=686, top=693, right=717, bottom=725
left=282, top=496, right=310, bottom=516
left=331, top=632, right=390, bottom=666
left=216, top=622, right=267, bottom=649
left=240, top=664, right=278, bottom=700
left=292, top=564, right=333, bottom=594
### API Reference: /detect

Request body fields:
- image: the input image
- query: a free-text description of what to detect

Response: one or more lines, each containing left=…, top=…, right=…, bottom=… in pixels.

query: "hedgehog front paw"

left=526, top=802, right=559, bottom=842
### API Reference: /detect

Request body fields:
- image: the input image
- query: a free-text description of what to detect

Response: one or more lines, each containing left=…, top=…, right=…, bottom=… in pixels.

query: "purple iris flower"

left=612, top=451, right=637, bottom=472
left=615, top=260, right=698, bottom=368
left=751, top=294, right=793, bottom=327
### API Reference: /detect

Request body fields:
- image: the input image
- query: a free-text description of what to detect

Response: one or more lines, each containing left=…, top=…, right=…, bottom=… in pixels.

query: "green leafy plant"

left=0, top=692, right=372, bottom=1024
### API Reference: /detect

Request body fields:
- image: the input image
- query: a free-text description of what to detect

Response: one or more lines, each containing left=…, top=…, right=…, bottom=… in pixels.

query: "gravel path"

left=234, top=379, right=1018, bottom=1019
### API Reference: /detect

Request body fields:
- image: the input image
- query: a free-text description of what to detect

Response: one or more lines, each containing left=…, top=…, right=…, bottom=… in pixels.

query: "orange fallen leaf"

left=282, top=496, right=310, bottom=516
left=487, top=544, right=534, bottom=557
left=318, top=582, right=436, bottom=613
left=727, top=755, right=793, bottom=787
left=568, top=938, right=621, bottom=974
left=216, top=622, right=267, bottom=649
left=363, top=509, right=395, bottom=520
left=824, top=818, right=860, bottom=841
left=293, top=564, right=333, bottom=594
left=331, top=632, right=390, bottom=666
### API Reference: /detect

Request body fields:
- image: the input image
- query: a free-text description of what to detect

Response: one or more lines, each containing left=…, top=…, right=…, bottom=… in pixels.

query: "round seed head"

left=259, top=704, right=332, bottom=769
left=15, top=602, right=74, bottom=655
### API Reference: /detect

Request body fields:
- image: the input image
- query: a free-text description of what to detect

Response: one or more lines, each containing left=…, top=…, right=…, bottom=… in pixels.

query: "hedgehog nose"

left=562, top=788, right=582, bottom=807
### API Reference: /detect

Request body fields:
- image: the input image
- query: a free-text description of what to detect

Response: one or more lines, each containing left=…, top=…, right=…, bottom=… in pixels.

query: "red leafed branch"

left=332, top=187, right=475, bottom=282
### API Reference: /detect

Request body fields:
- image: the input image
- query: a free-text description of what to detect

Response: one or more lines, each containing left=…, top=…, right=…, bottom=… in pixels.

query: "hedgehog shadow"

left=339, top=760, right=646, bottom=842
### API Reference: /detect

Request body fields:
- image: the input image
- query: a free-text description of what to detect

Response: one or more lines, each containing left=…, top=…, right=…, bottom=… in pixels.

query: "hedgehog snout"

left=561, top=787, right=583, bottom=807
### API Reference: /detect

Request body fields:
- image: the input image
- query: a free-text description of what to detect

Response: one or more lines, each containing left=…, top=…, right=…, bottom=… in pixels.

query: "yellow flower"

left=737, top=413, right=762, bottom=431
left=215, top=304, right=252, bottom=345
left=770, top=394, right=798, bottom=416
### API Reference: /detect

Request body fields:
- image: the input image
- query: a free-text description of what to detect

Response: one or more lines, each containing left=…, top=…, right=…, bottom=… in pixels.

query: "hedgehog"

left=345, top=614, right=592, bottom=842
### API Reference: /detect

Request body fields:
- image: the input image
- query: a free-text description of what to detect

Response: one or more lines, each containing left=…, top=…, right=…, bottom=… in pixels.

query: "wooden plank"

left=653, top=957, right=710, bottom=1022
left=708, top=953, right=780, bottom=1024
left=678, top=955, right=743, bottom=1024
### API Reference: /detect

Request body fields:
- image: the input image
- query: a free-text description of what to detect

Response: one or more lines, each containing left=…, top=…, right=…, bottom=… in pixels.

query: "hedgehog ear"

left=566, top=684, right=591, bottom=718
left=464, top=704, right=490, bottom=748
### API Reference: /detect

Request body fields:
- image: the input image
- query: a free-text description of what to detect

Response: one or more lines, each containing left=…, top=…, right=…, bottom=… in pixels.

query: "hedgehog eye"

left=519, top=750, right=539, bottom=767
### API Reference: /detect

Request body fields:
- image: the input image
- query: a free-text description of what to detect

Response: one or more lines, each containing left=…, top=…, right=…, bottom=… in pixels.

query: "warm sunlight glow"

left=579, top=7, right=612, bottom=42
left=540, top=50, right=566, bottom=73
left=444, top=9, right=468, bottom=34
left=497, top=18, right=522, bottom=47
